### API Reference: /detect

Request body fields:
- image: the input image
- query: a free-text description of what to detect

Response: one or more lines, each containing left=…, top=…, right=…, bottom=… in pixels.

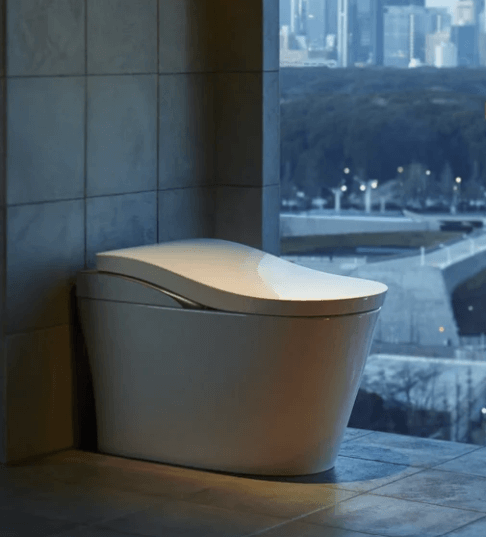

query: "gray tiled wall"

left=0, top=0, right=279, bottom=463
left=0, top=0, right=6, bottom=464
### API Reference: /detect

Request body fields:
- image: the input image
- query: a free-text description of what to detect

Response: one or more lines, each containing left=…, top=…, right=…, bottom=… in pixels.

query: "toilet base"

left=78, top=299, right=380, bottom=476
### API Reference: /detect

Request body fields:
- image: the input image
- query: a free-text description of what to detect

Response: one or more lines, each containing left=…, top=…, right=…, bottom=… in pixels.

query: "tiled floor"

left=1, top=428, right=486, bottom=537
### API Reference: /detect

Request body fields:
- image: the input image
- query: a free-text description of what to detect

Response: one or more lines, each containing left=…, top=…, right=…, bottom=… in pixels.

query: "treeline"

left=280, top=67, right=486, bottom=204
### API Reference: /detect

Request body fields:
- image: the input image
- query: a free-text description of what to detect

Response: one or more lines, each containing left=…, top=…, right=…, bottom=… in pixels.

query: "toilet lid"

left=96, top=239, right=388, bottom=317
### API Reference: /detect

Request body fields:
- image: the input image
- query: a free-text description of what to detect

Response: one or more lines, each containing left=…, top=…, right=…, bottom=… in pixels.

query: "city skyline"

left=280, top=0, right=485, bottom=68
left=281, top=0, right=462, bottom=27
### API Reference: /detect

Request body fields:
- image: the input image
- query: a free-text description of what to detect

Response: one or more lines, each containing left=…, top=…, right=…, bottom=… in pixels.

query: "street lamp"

left=332, top=182, right=348, bottom=213
left=451, top=178, right=461, bottom=214
left=364, top=179, right=378, bottom=212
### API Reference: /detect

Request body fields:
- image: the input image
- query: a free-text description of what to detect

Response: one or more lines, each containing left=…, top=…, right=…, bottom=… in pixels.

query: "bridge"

left=350, top=230, right=486, bottom=347
left=283, top=225, right=486, bottom=347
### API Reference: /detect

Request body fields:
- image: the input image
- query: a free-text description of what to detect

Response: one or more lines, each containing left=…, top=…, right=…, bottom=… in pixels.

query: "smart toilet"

left=76, top=238, right=387, bottom=476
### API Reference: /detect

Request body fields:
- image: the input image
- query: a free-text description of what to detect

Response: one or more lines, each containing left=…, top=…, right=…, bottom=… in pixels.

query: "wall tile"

left=0, top=351, right=4, bottom=463
left=213, top=0, right=263, bottom=72
left=159, top=73, right=215, bottom=190
left=213, top=186, right=263, bottom=250
left=7, top=0, right=85, bottom=77
left=0, top=0, right=5, bottom=78
left=6, top=199, right=84, bottom=334
left=215, top=73, right=263, bottom=188
left=0, top=206, right=4, bottom=332
left=263, top=71, right=280, bottom=187
left=87, top=0, right=157, bottom=75
left=0, top=77, right=4, bottom=208
left=159, top=0, right=216, bottom=73
left=158, top=187, right=215, bottom=243
left=263, top=0, right=279, bottom=72
left=262, top=184, right=280, bottom=256
left=86, top=191, right=157, bottom=268
left=87, top=75, right=157, bottom=197
left=5, top=324, right=73, bottom=462
left=7, top=77, right=85, bottom=205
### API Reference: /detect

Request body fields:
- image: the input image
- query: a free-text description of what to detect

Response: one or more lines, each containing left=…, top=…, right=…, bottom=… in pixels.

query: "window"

left=279, top=0, right=486, bottom=444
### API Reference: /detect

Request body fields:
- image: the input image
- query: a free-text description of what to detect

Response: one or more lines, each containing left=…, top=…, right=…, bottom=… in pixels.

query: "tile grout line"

left=365, top=489, right=486, bottom=516
left=4, top=184, right=271, bottom=209
left=439, top=513, right=486, bottom=536
left=243, top=490, right=374, bottom=537
left=83, top=0, right=88, bottom=269
left=4, top=69, right=279, bottom=80
left=156, top=0, right=159, bottom=244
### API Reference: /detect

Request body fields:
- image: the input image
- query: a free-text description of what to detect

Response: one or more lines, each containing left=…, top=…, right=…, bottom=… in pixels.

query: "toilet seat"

left=95, top=239, right=387, bottom=317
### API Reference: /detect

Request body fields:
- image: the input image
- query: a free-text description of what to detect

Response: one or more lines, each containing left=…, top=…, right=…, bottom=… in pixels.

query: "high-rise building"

left=326, top=0, right=339, bottom=36
left=451, top=24, right=479, bottom=64
left=384, top=5, right=428, bottom=67
left=454, top=0, right=475, bottom=25
left=480, top=9, right=486, bottom=65
left=426, top=8, right=452, bottom=33
left=337, top=0, right=350, bottom=65
left=291, top=0, right=309, bottom=35
left=425, top=31, right=452, bottom=64
left=307, top=0, right=327, bottom=48
left=371, top=0, right=384, bottom=64
left=435, top=41, right=458, bottom=66
left=350, top=0, right=384, bottom=64
left=280, top=0, right=292, bottom=26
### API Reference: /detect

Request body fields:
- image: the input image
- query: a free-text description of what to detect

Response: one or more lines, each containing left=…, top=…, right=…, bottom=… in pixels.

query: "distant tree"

left=438, top=162, right=454, bottom=203
left=401, top=162, right=429, bottom=208
left=360, top=361, right=447, bottom=438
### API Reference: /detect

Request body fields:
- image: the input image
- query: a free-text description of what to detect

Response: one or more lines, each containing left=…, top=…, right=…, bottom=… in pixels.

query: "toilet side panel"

left=77, top=299, right=381, bottom=476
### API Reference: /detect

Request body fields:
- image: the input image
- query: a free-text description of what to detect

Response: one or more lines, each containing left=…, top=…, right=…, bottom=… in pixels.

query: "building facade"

left=384, top=5, right=428, bottom=67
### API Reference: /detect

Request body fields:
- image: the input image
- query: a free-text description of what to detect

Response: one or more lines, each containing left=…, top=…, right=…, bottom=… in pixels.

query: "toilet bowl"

left=76, top=238, right=387, bottom=476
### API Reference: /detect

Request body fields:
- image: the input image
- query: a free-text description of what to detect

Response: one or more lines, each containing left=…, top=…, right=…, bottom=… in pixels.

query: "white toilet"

left=76, top=238, right=387, bottom=476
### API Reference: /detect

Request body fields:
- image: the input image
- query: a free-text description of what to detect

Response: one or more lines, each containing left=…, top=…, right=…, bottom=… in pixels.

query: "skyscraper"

left=337, top=0, right=350, bottom=65
left=384, top=5, right=428, bottom=67
left=371, top=0, right=384, bottom=64
left=307, top=0, right=327, bottom=48
left=451, top=24, right=478, bottom=64
left=291, top=0, right=309, bottom=35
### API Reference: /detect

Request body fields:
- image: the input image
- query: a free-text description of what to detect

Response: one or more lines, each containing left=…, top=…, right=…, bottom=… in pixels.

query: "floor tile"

left=254, top=518, right=389, bottom=536
left=341, top=428, right=374, bottom=443
left=48, top=524, right=152, bottom=537
left=99, top=499, right=287, bottom=537
left=301, top=493, right=484, bottom=537
left=186, top=478, right=358, bottom=519
left=2, top=481, right=163, bottom=526
left=5, top=450, right=215, bottom=500
left=441, top=516, right=486, bottom=536
left=0, top=506, right=78, bottom=537
left=273, top=455, right=423, bottom=493
left=371, top=468, right=486, bottom=512
left=338, top=431, right=479, bottom=468
left=434, top=447, right=486, bottom=477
